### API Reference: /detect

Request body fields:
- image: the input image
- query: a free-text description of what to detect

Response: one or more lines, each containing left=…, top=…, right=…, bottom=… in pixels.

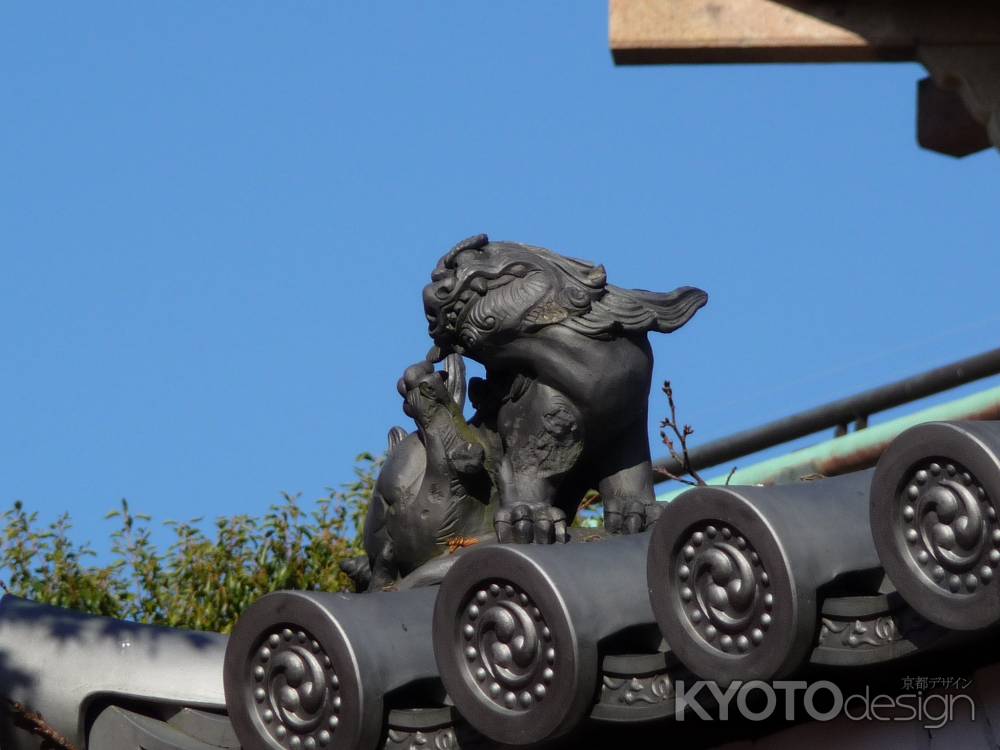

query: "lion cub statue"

left=344, top=234, right=706, bottom=591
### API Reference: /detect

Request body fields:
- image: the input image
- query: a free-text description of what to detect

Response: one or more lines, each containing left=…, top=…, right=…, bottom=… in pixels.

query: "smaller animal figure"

left=341, top=355, right=500, bottom=591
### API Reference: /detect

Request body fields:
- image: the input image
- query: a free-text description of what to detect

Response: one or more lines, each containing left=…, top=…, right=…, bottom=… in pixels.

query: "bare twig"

left=5, top=700, right=78, bottom=750
left=577, top=490, right=600, bottom=513
left=655, top=381, right=707, bottom=486
left=654, top=466, right=699, bottom=486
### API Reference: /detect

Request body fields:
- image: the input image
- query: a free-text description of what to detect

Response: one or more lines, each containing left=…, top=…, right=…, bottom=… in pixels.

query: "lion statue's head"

left=423, top=234, right=707, bottom=360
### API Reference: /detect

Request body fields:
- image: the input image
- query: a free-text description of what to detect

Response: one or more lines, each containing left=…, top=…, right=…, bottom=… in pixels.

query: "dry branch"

left=5, top=700, right=78, bottom=750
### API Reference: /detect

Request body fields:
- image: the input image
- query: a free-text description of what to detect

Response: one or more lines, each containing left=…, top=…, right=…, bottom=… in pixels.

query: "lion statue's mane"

left=424, top=234, right=706, bottom=358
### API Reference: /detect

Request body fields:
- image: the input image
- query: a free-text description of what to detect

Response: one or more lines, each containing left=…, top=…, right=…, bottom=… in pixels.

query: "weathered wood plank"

left=611, top=0, right=1000, bottom=64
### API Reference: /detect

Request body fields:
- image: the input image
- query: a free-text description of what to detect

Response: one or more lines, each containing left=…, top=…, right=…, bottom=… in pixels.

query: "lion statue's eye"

left=505, top=263, right=527, bottom=276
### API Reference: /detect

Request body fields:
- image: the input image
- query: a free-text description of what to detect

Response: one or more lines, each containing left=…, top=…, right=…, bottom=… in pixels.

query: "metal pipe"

left=653, top=347, right=1000, bottom=481
left=656, top=384, right=1000, bottom=501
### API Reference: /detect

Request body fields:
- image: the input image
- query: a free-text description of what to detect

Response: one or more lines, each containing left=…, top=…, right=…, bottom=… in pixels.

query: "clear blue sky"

left=2, top=3, right=997, bottom=555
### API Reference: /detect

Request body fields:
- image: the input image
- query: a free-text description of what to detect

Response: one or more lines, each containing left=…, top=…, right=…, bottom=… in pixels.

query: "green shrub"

left=0, top=453, right=378, bottom=633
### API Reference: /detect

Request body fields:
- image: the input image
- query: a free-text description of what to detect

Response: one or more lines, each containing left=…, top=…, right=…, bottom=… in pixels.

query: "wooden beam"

left=920, top=45, right=1000, bottom=152
left=611, top=0, right=1000, bottom=64
left=916, top=76, right=991, bottom=157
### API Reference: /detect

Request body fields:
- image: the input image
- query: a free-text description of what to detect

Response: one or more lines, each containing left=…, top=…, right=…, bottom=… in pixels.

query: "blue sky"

left=1, top=3, right=997, bottom=555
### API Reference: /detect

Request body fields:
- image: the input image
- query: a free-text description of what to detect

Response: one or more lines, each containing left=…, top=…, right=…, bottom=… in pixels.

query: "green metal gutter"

left=656, top=384, right=1000, bottom=502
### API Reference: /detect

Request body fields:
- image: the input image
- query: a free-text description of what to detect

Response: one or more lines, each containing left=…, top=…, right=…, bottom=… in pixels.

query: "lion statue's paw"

left=494, top=504, right=568, bottom=544
left=604, top=497, right=663, bottom=534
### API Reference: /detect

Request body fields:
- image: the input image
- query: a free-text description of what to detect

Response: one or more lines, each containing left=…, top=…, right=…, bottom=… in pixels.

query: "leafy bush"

left=0, top=454, right=377, bottom=633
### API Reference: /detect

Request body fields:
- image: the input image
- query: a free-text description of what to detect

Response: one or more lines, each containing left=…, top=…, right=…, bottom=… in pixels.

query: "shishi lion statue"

left=344, top=234, right=706, bottom=591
